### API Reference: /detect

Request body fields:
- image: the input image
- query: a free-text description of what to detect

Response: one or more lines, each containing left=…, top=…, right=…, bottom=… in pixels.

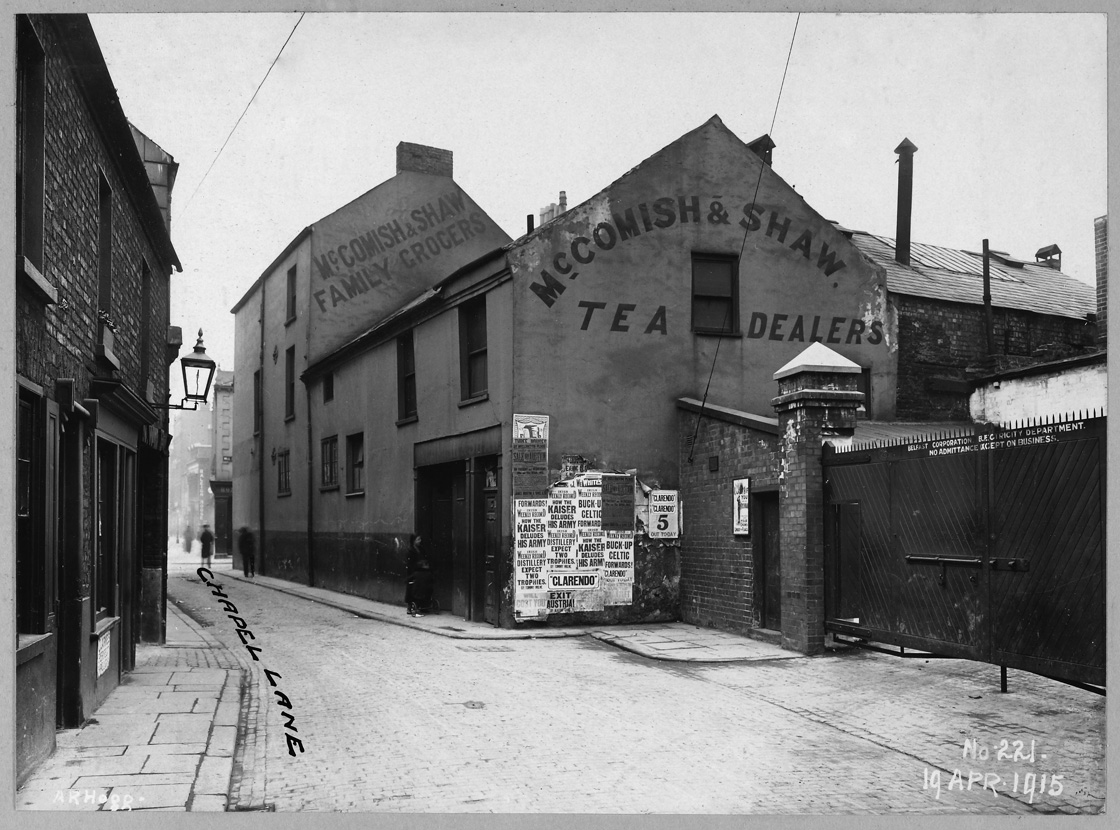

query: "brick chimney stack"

left=396, top=142, right=453, bottom=178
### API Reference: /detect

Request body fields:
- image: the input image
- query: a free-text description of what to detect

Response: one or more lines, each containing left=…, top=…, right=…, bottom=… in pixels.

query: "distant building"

left=15, top=14, right=181, bottom=783
left=1095, top=214, right=1107, bottom=345
left=231, top=116, right=1095, bottom=634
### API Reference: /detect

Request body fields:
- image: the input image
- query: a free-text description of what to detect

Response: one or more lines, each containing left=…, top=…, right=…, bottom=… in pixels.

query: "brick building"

left=15, top=14, right=182, bottom=783
left=232, top=116, right=1096, bottom=640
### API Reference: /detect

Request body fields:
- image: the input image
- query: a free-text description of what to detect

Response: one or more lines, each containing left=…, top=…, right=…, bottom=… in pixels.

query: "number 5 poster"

left=647, top=490, right=679, bottom=539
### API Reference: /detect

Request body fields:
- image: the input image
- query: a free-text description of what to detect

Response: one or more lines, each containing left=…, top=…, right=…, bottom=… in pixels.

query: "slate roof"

left=844, top=229, right=1094, bottom=321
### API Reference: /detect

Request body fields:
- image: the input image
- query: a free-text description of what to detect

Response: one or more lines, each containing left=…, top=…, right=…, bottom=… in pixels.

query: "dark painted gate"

left=823, top=415, right=1105, bottom=686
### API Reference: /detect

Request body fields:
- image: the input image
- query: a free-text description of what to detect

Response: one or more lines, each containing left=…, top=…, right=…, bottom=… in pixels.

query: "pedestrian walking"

left=239, top=526, right=256, bottom=577
left=183, top=524, right=194, bottom=554
left=200, top=524, right=214, bottom=568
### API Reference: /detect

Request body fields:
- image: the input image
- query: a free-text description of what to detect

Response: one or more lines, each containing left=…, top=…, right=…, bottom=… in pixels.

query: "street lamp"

left=157, top=329, right=217, bottom=410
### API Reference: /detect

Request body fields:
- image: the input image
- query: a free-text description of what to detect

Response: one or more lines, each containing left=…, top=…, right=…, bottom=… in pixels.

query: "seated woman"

left=406, top=559, right=434, bottom=616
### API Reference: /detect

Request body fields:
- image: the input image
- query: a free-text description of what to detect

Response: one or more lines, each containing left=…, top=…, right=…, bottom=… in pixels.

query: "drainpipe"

left=257, top=281, right=267, bottom=576
left=983, top=239, right=994, bottom=356
left=894, top=138, right=918, bottom=266
left=305, top=344, right=315, bottom=587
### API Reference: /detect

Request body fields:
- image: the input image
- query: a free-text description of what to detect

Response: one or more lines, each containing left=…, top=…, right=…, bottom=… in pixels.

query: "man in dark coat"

left=238, top=527, right=256, bottom=577
left=199, top=524, right=214, bottom=568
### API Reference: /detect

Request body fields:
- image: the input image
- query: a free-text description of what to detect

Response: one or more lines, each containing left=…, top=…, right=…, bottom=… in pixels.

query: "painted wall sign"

left=601, top=473, right=635, bottom=531
left=529, top=194, right=849, bottom=310
left=513, top=414, right=550, bottom=498
left=307, top=176, right=510, bottom=364
left=647, top=490, right=680, bottom=539
left=733, top=478, right=750, bottom=535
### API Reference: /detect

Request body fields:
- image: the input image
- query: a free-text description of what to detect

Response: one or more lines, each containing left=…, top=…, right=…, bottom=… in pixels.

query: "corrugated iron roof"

left=846, top=230, right=1094, bottom=320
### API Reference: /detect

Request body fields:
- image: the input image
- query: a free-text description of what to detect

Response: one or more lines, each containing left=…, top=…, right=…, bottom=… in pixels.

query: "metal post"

left=1001, top=664, right=1008, bottom=693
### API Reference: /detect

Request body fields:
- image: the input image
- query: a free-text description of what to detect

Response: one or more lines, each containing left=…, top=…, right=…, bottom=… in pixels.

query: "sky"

left=86, top=10, right=1107, bottom=393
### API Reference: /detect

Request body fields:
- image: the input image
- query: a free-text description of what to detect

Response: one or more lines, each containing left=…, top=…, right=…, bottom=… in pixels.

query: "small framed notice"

left=733, top=478, right=750, bottom=535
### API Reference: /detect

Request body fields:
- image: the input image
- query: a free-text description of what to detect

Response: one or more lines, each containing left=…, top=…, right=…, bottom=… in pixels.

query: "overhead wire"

left=181, top=12, right=306, bottom=217
left=688, top=13, right=801, bottom=464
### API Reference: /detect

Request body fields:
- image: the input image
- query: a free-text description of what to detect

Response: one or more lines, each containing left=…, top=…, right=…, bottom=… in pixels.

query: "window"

left=97, top=172, right=113, bottom=314
left=323, top=371, right=334, bottom=403
left=277, top=449, right=291, bottom=496
left=284, top=346, right=296, bottom=420
left=16, top=16, right=45, bottom=273
left=321, top=436, right=338, bottom=488
left=691, top=253, right=739, bottom=335
left=397, top=331, right=416, bottom=421
left=95, top=439, right=134, bottom=622
left=253, top=370, right=263, bottom=434
left=859, top=367, right=872, bottom=416
left=459, top=297, right=487, bottom=401
left=346, top=433, right=365, bottom=495
left=286, top=265, right=297, bottom=323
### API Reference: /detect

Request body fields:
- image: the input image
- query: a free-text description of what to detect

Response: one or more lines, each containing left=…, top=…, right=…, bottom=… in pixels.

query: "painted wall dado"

left=508, top=116, right=888, bottom=485
left=308, top=171, right=510, bottom=363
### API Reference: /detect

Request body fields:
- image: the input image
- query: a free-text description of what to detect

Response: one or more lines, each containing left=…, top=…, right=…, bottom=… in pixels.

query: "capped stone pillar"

left=771, top=343, right=864, bottom=655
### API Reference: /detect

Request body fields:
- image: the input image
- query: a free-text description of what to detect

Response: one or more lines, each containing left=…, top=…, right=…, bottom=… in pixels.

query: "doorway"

left=754, top=491, right=781, bottom=631
left=415, top=454, right=500, bottom=623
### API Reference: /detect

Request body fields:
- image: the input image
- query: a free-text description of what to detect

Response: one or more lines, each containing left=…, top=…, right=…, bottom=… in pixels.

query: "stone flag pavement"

left=16, top=600, right=241, bottom=811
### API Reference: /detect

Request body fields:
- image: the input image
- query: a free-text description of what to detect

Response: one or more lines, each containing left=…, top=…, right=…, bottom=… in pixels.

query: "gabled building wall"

left=307, top=168, right=511, bottom=363
left=508, top=116, right=888, bottom=489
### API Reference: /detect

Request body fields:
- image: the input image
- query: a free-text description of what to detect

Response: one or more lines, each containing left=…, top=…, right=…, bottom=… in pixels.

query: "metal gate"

left=823, top=414, right=1105, bottom=686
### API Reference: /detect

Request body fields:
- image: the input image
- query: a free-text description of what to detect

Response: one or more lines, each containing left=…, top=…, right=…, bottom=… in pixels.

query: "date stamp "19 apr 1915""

left=923, top=738, right=1065, bottom=803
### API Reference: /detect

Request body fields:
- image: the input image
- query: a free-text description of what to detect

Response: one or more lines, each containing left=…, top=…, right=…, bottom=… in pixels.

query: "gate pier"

left=771, top=343, right=864, bottom=655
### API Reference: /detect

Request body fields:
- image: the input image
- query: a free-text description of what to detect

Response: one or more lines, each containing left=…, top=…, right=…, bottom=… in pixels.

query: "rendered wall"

left=970, top=360, right=1107, bottom=424
left=307, top=266, right=515, bottom=604
left=507, top=115, right=886, bottom=489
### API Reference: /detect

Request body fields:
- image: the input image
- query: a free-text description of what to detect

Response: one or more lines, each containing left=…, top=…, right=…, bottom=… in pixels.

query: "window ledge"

left=396, top=414, right=418, bottom=427
left=91, top=615, right=120, bottom=640
left=458, top=393, right=489, bottom=409
left=285, top=316, right=297, bottom=327
left=284, top=414, right=296, bottom=423
left=693, top=330, right=742, bottom=339
left=345, top=490, right=365, bottom=498
left=319, top=484, right=339, bottom=492
left=17, top=632, right=53, bottom=666
left=18, top=256, right=57, bottom=305
left=278, top=491, right=292, bottom=498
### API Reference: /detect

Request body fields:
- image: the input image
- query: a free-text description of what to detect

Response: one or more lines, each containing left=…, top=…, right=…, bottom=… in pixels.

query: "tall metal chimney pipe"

left=527, top=214, right=534, bottom=234
left=894, top=138, right=918, bottom=266
left=559, top=191, right=567, bottom=212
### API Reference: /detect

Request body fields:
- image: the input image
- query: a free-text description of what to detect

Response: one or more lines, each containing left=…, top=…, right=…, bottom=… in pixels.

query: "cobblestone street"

left=168, top=568, right=1104, bottom=815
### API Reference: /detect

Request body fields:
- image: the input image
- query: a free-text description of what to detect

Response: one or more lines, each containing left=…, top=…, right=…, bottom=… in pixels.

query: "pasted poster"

left=513, top=473, right=641, bottom=617
left=733, top=478, right=750, bottom=535
left=601, top=473, right=635, bottom=531
left=514, top=499, right=549, bottom=617
left=648, top=490, right=680, bottom=539
left=513, top=414, right=550, bottom=498
left=603, top=531, right=635, bottom=606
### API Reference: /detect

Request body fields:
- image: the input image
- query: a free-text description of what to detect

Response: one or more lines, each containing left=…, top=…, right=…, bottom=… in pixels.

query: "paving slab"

left=106, top=783, right=193, bottom=810
left=123, top=742, right=207, bottom=756
left=73, top=772, right=195, bottom=788
left=151, top=713, right=214, bottom=744
left=141, top=754, right=201, bottom=774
